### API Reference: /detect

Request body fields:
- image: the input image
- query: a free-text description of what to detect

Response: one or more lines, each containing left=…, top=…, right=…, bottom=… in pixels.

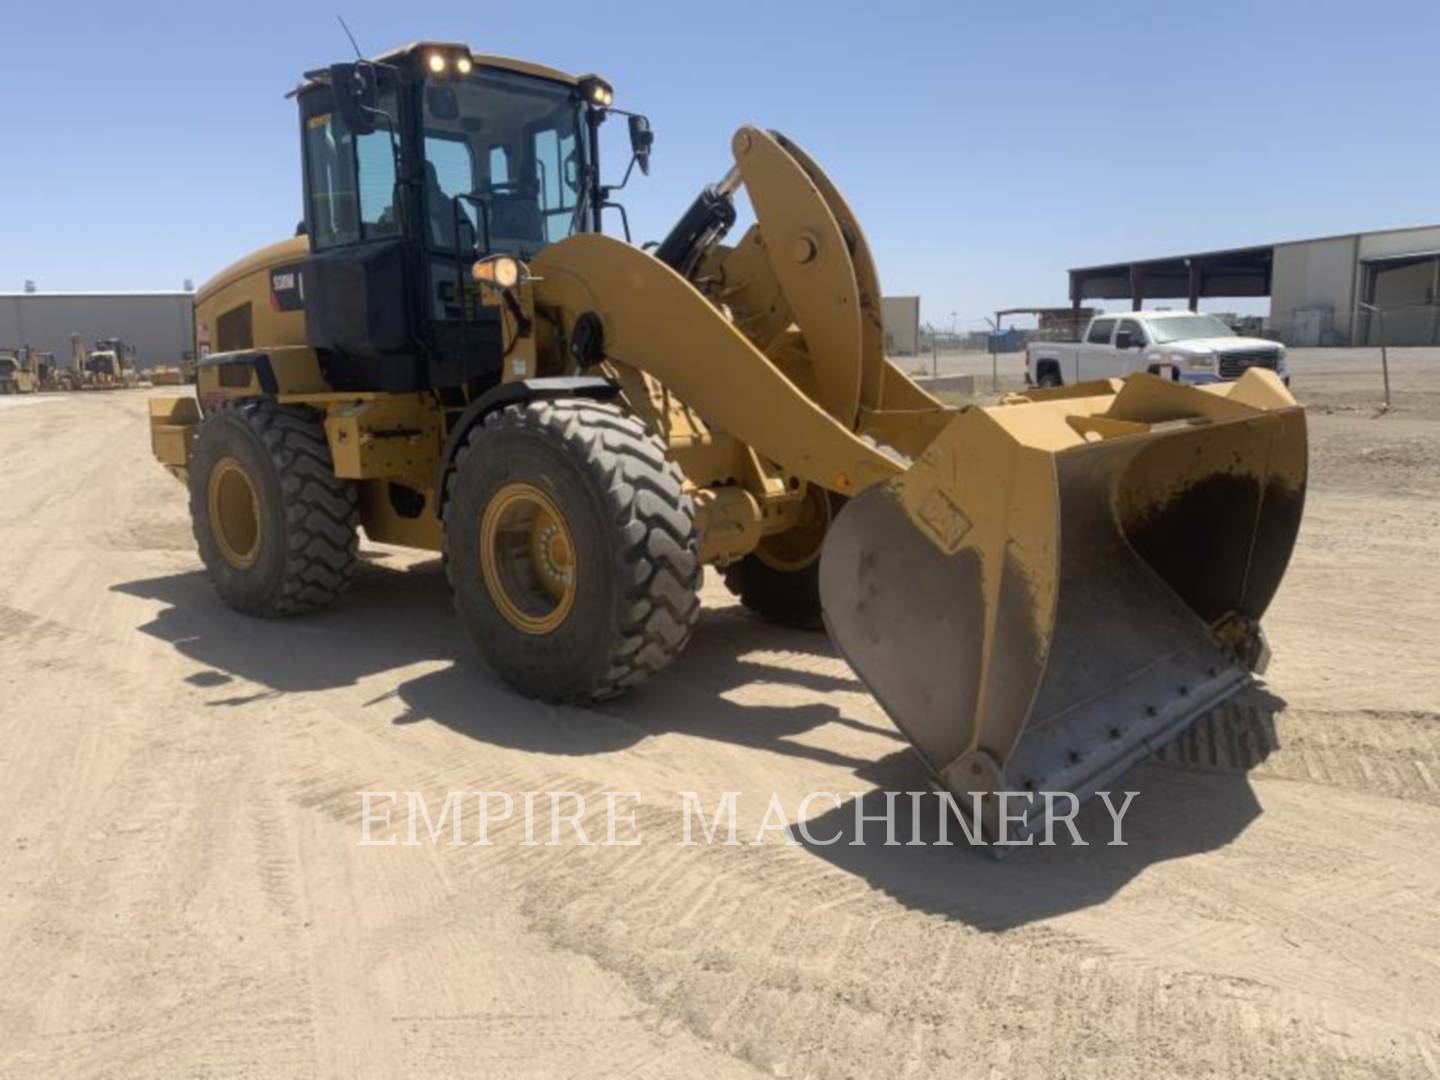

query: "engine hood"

left=1159, top=335, right=1280, bottom=354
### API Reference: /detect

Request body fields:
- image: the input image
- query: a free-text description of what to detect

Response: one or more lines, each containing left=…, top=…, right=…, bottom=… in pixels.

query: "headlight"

left=1186, top=351, right=1216, bottom=369
left=427, top=52, right=447, bottom=74
left=472, top=255, right=524, bottom=289
left=578, top=75, right=614, bottom=108
left=455, top=55, right=473, bottom=75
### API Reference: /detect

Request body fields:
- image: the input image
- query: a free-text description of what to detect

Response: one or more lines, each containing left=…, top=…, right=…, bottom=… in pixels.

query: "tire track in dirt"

left=8, top=571, right=1438, bottom=1080
left=274, top=747, right=1438, bottom=1080
left=1155, top=693, right=1440, bottom=804
left=0, top=691, right=319, bottom=1079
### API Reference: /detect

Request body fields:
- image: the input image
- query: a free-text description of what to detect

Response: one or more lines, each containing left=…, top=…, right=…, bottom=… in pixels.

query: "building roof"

left=1069, top=224, right=1440, bottom=303
left=1070, top=223, right=1440, bottom=275
left=1360, top=248, right=1440, bottom=264
left=0, top=291, right=193, bottom=299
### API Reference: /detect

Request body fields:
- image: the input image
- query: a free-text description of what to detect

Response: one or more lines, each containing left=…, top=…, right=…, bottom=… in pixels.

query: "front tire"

left=188, top=400, right=358, bottom=616
left=444, top=399, right=701, bottom=702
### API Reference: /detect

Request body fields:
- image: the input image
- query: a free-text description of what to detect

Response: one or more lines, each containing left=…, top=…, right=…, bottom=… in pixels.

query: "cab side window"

left=303, top=86, right=400, bottom=247
left=424, top=135, right=479, bottom=249
left=357, top=128, right=399, bottom=239
left=1087, top=318, right=1116, bottom=345
left=304, top=111, right=360, bottom=248
left=533, top=127, right=582, bottom=244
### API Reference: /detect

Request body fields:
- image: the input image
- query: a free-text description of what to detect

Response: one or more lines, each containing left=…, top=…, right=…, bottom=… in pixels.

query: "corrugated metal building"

left=1069, top=224, right=1440, bottom=346
left=1271, top=225, right=1440, bottom=346
left=0, top=292, right=194, bottom=368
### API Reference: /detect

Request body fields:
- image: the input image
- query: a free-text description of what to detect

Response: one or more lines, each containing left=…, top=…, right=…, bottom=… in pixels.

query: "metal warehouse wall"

left=1271, top=236, right=1358, bottom=344
left=0, top=293, right=194, bottom=368
left=1270, top=225, right=1440, bottom=346
left=882, top=295, right=920, bottom=356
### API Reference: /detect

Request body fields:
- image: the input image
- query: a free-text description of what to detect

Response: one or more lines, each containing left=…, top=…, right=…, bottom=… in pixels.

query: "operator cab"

left=292, top=43, right=645, bottom=399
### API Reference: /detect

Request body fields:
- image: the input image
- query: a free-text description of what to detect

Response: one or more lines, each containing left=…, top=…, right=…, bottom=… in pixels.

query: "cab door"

left=298, top=78, right=420, bottom=392
left=1078, top=317, right=1117, bottom=380
left=1114, top=318, right=1148, bottom=375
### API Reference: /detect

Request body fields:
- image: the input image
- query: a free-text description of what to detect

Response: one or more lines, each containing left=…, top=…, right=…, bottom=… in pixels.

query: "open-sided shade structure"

left=1069, top=245, right=1273, bottom=312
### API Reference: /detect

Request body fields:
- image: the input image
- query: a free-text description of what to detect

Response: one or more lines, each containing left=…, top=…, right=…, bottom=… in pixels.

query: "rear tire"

left=721, top=487, right=839, bottom=630
left=722, top=557, right=823, bottom=629
left=443, top=399, right=701, bottom=702
left=1036, top=369, right=1063, bottom=388
left=188, top=400, right=359, bottom=616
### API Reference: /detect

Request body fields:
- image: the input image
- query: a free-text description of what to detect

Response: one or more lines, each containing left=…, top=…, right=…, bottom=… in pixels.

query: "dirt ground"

left=1, top=352, right=1437, bottom=1079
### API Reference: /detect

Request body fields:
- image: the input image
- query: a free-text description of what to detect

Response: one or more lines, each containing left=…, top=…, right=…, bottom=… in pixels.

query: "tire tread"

left=190, top=400, right=358, bottom=616
left=443, top=398, right=700, bottom=700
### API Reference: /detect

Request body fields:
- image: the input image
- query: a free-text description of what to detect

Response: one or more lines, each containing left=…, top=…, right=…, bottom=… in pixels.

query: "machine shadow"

left=116, top=559, right=1286, bottom=930
left=112, top=558, right=896, bottom=767
left=795, top=682, right=1286, bottom=931
left=114, top=557, right=465, bottom=694
left=394, top=586, right=904, bottom=767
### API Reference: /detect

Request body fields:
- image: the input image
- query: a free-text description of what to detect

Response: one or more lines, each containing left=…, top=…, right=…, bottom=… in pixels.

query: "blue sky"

left=3, top=0, right=1438, bottom=329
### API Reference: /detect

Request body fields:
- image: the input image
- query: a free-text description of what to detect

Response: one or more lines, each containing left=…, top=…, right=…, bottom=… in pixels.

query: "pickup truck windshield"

left=1147, top=315, right=1235, bottom=344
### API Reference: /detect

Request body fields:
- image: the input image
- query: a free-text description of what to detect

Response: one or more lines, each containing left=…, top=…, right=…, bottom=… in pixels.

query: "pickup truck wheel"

left=1036, top=371, right=1062, bottom=389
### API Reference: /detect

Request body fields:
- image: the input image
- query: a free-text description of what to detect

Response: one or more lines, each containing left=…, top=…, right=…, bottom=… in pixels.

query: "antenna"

left=337, top=15, right=363, bottom=59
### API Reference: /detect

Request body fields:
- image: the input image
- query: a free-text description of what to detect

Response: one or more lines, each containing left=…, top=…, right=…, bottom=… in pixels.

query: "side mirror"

left=1114, top=330, right=1133, bottom=350
left=329, top=62, right=377, bottom=136
left=628, top=114, right=654, bottom=176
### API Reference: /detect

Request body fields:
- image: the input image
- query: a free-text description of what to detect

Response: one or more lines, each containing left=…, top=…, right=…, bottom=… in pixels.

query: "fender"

left=195, top=345, right=327, bottom=411
left=433, top=376, right=620, bottom=514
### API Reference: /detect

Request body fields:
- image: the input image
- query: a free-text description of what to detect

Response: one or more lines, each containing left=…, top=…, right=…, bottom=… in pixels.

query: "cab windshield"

left=421, top=68, right=587, bottom=257
left=1147, top=315, right=1235, bottom=343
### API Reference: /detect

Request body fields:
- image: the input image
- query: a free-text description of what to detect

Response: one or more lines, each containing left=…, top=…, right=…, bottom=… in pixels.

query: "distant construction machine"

left=0, top=347, right=41, bottom=394
left=70, top=336, right=139, bottom=390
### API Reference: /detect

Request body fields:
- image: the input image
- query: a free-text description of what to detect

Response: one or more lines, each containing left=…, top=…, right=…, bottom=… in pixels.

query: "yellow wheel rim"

left=208, top=456, right=262, bottom=569
left=479, top=482, right=578, bottom=635
left=755, top=485, right=831, bottom=573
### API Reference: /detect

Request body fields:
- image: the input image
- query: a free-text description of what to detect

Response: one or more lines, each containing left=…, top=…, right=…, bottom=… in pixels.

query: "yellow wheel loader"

left=149, top=43, right=1307, bottom=841
left=80, top=338, right=139, bottom=389
left=0, top=347, right=41, bottom=394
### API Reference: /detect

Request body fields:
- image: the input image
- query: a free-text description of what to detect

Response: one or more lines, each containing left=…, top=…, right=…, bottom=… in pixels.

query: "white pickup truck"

left=1026, top=311, right=1289, bottom=388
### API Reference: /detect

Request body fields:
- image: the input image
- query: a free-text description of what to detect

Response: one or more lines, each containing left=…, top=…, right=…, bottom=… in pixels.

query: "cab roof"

left=293, top=42, right=582, bottom=95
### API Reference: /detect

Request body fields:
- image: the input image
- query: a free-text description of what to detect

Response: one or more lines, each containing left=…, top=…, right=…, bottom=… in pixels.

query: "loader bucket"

left=819, top=370, right=1306, bottom=843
